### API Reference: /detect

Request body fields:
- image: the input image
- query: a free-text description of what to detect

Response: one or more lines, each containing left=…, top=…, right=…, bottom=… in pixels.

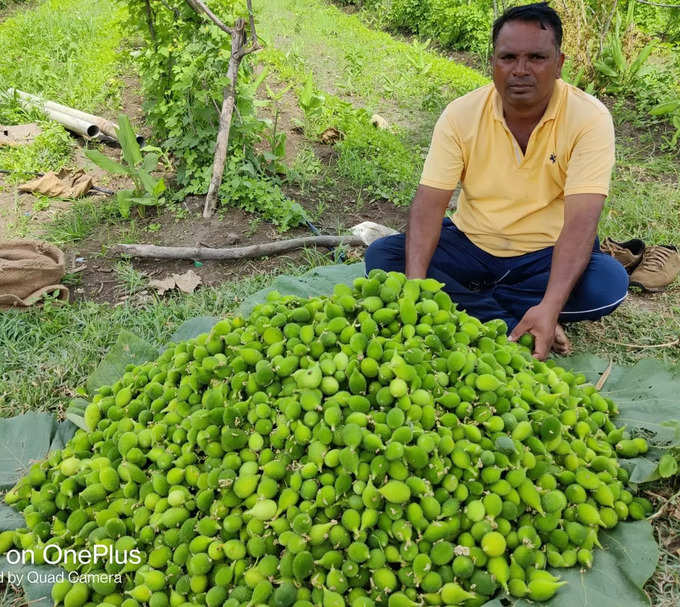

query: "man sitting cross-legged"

left=365, top=2, right=628, bottom=360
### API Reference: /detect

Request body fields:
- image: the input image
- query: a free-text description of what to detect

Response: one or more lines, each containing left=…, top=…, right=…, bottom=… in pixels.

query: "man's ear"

left=556, top=52, right=565, bottom=78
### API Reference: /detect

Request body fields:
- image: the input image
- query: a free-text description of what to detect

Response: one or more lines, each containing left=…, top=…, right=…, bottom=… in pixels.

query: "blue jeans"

left=364, top=218, right=629, bottom=331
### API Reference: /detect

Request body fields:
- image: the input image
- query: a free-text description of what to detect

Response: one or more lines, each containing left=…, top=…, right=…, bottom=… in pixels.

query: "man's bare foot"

left=552, top=323, right=572, bottom=355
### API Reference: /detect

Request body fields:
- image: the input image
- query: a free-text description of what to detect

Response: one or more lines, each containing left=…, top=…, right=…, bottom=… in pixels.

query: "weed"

left=61, top=272, right=83, bottom=288
left=594, top=10, right=655, bottom=96
left=43, top=199, right=117, bottom=246
left=146, top=222, right=162, bottom=233
left=117, top=219, right=142, bottom=245
left=114, top=260, right=148, bottom=296
left=310, top=199, right=327, bottom=222
left=31, top=196, right=51, bottom=212
left=289, top=144, right=323, bottom=187
left=219, top=151, right=307, bottom=230
left=247, top=216, right=261, bottom=237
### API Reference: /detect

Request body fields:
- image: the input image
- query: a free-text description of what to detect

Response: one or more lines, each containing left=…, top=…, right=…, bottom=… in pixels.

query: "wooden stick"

left=113, top=235, right=364, bottom=260
left=203, top=19, right=246, bottom=218
left=246, top=0, right=258, bottom=48
left=595, top=359, right=613, bottom=391
left=236, top=0, right=262, bottom=60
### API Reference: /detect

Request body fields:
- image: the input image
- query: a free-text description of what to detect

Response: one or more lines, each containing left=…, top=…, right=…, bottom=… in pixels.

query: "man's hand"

left=510, top=193, right=605, bottom=359
left=509, top=303, right=560, bottom=360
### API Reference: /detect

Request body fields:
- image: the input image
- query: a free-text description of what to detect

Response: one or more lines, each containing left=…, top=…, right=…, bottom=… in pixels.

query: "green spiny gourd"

left=2, top=269, right=651, bottom=606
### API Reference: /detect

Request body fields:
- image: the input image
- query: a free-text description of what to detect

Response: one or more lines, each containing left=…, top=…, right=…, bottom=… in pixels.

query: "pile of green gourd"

left=0, top=270, right=652, bottom=607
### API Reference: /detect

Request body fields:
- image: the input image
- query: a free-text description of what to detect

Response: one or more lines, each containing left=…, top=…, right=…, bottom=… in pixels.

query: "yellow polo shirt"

left=420, top=79, right=615, bottom=257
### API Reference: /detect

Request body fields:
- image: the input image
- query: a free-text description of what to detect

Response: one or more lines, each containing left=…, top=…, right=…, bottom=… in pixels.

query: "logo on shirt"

left=549, top=153, right=557, bottom=163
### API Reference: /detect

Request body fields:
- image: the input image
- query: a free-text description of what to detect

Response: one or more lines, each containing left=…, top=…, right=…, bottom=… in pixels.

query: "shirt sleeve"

left=419, top=106, right=464, bottom=190
left=564, top=110, right=615, bottom=197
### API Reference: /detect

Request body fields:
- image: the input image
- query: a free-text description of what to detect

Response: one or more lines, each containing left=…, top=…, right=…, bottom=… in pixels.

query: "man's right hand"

left=405, top=185, right=455, bottom=279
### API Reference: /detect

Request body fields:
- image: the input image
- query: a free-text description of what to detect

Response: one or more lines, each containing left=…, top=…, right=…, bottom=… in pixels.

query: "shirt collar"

left=492, top=79, right=564, bottom=126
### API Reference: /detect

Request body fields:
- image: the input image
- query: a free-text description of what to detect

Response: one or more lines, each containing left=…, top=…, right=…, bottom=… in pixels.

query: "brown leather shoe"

left=600, top=237, right=645, bottom=273
left=629, top=245, right=680, bottom=291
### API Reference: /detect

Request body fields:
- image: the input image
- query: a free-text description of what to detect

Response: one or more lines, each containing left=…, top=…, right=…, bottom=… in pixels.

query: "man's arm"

left=405, top=185, right=455, bottom=279
left=509, top=193, right=605, bottom=359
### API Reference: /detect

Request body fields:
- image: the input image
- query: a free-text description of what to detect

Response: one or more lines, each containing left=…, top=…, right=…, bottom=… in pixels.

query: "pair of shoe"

left=600, top=237, right=680, bottom=292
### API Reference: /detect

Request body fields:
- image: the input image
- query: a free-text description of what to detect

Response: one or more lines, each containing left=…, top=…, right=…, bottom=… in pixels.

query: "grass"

left=0, top=120, right=73, bottom=180
left=255, top=0, right=487, bottom=206
left=645, top=478, right=680, bottom=607
left=0, top=0, right=126, bottom=113
left=255, top=0, right=486, bottom=128
left=262, top=44, right=426, bottom=206
left=42, top=199, right=119, bottom=245
left=602, top=141, right=680, bottom=247
left=564, top=138, right=680, bottom=370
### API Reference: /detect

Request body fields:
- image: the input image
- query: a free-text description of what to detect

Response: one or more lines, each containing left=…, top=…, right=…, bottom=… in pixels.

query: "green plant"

left=650, top=99, right=680, bottom=149
left=85, top=114, right=166, bottom=218
left=219, top=151, right=306, bottom=230
left=32, top=197, right=51, bottom=212
left=298, top=75, right=326, bottom=119
left=124, top=2, right=264, bottom=193
left=421, top=82, right=446, bottom=112
left=384, top=0, right=431, bottom=33
left=263, top=81, right=293, bottom=175
left=44, top=199, right=118, bottom=245
left=561, top=58, right=595, bottom=95
left=289, top=145, right=323, bottom=187
left=113, top=260, right=148, bottom=295
left=594, top=9, right=655, bottom=95
left=426, top=0, right=491, bottom=54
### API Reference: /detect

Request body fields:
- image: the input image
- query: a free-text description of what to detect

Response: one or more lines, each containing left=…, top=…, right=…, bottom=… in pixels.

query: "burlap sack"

left=0, top=240, right=69, bottom=309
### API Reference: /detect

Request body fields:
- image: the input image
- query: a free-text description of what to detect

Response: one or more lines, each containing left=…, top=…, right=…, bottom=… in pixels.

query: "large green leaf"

left=166, top=316, right=221, bottom=346
left=0, top=413, right=76, bottom=490
left=65, top=397, right=90, bottom=432
left=83, top=149, right=129, bottom=175
left=117, top=113, right=143, bottom=168
left=0, top=415, right=74, bottom=604
left=237, top=263, right=365, bottom=316
left=650, top=100, right=680, bottom=116
left=0, top=503, right=25, bottom=531
left=86, top=330, right=158, bottom=396
left=482, top=521, right=658, bottom=607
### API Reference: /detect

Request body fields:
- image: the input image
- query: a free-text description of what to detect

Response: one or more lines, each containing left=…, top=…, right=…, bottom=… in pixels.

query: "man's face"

left=492, top=20, right=565, bottom=112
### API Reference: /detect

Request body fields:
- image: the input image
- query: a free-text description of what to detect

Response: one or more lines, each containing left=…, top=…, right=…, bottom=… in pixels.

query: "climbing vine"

left=121, top=0, right=305, bottom=228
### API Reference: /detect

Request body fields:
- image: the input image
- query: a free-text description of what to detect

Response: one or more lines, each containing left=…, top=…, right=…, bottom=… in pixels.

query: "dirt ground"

left=0, top=69, right=408, bottom=305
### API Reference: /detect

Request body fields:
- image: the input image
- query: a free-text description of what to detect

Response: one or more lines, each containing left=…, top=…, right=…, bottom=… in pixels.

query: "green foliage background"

left=122, top=0, right=306, bottom=229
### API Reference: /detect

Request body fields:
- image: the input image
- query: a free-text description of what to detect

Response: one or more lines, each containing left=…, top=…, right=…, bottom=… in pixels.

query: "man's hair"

left=492, top=2, right=563, bottom=50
